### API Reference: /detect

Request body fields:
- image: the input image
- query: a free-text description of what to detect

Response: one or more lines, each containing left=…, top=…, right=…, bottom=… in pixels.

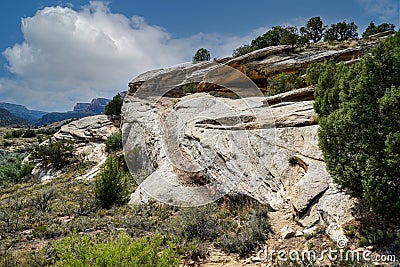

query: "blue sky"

left=0, top=0, right=398, bottom=111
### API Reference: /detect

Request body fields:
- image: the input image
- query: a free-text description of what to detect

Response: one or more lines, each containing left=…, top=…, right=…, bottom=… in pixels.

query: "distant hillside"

left=35, top=112, right=89, bottom=126
left=0, top=108, right=30, bottom=127
left=0, top=103, right=47, bottom=122
left=35, top=98, right=110, bottom=126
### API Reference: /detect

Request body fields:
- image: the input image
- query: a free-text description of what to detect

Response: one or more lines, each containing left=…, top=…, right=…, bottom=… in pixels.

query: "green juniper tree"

left=232, top=44, right=255, bottom=57
left=362, top=22, right=396, bottom=38
left=192, top=48, right=211, bottom=63
left=94, top=154, right=130, bottom=209
left=105, top=93, right=123, bottom=116
left=324, top=20, right=358, bottom=41
left=300, top=16, right=326, bottom=43
left=315, top=32, right=400, bottom=216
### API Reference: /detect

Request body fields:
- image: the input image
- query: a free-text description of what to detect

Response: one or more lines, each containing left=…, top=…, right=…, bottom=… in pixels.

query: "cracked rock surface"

left=122, top=89, right=355, bottom=239
left=121, top=43, right=378, bottom=240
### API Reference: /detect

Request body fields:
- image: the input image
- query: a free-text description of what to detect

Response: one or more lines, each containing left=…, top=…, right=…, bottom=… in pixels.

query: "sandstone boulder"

left=54, top=115, right=119, bottom=141
left=35, top=115, right=119, bottom=181
left=123, top=88, right=355, bottom=235
left=122, top=42, right=375, bottom=242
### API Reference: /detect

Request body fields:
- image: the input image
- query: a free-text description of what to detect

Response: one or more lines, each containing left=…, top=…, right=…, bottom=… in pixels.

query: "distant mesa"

left=73, top=98, right=110, bottom=114
left=34, top=97, right=111, bottom=126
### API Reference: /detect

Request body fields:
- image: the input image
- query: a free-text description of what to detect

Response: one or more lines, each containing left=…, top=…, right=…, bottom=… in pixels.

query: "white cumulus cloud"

left=1, top=1, right=263, bottom=111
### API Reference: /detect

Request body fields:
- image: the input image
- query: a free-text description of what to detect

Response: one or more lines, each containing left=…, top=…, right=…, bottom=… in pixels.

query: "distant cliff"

left=35, top=98, right=110, bottom=126
left=73, top=98, right=110, bottom=114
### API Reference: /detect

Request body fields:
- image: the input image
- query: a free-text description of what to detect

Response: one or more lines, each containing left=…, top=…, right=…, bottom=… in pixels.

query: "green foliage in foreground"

left=315, top=31, right=400, bottom=216
left=313, top=62, right=348, bottom=117
left=105, top=132, right=123, bottom=152
left=305, top=61, right=330, bottom=86
left=94, top=153, right=130, bottom=209
left=53, top=232, right=180, bottom=267
left=0, top=150, right=31, bottom=186
left=267, top=73, right=305, bottom=95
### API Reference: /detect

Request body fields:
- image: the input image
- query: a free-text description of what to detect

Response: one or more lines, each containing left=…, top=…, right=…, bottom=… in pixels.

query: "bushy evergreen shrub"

left=315, top=32, right=400, bottom=216
left=94, top=153, right=130, bottom=209
left=267, top=73, right=304, bottom=95
left=53, top=232, right=180, bottom=267
left=232, top=44, right=255, bottom=57
left=192, top=48, right=211, bottom=63
left=105, top=94, right=123, bottom=116
left=31, top=138, right=75, bottom=170
left=105, top=132, right=123, bottom=152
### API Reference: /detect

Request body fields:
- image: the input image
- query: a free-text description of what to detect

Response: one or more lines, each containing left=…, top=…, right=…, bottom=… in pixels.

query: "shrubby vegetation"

left=300, top=16, right=325, bottom=43
left=192, top=48, right=211, bottom=63
left=52, top=232, right=180, bottom=267
left=0, top=150, right=31, bottom=186
left=305, top=62, right=330, bottom=85
left=181, top=82, right=199, bottom=95
left=235, top=25, right=308, bottom=57
left=215, top=206, right=269, bottom=256
left=31, top=138, right=76, bottom=170
left=324, top=20, right=358, bottom=42
left=5, top=128, right=34, bottom=138
left=16, top=162, right=34, bottom=181
left=267, top=73, right=305, bottom=95
left=232, top=44, right=255, bottom=57
left=314, top=31, right=400, bottom=216
left=105, top=93, right=123, bottom=116
left=313, top=62, right=348, bottom=117
left=232, top=17, right=395, bottom=57
left=105, top=131, right=123, bottom=152
left=94, top=153, right=130, bottom=209
left=362, top=22, right=396, bottom=38
left=167, top=196, right=271, bottom=259
left=0, top=179, right=271, bottom=266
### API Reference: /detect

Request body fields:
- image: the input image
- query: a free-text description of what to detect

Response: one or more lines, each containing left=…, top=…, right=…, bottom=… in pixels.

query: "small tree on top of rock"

left=192, top=48, right=211, bottom=63
left=253, top=26, right=287, bottom=49
left=252, top=26, right=283, bottom=49
left=232, top=44, right=255, bottom=57
left=280, top=26, right=301, bottom=47
left=105, top=93, right=123, bottom=116
left=324, top=20, right=358, bottom=42
left=300, top=16, right=326, bottom=43
left=252, top=26, right=302, bottom=49
left=362, top=21, right=396, bottom=38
